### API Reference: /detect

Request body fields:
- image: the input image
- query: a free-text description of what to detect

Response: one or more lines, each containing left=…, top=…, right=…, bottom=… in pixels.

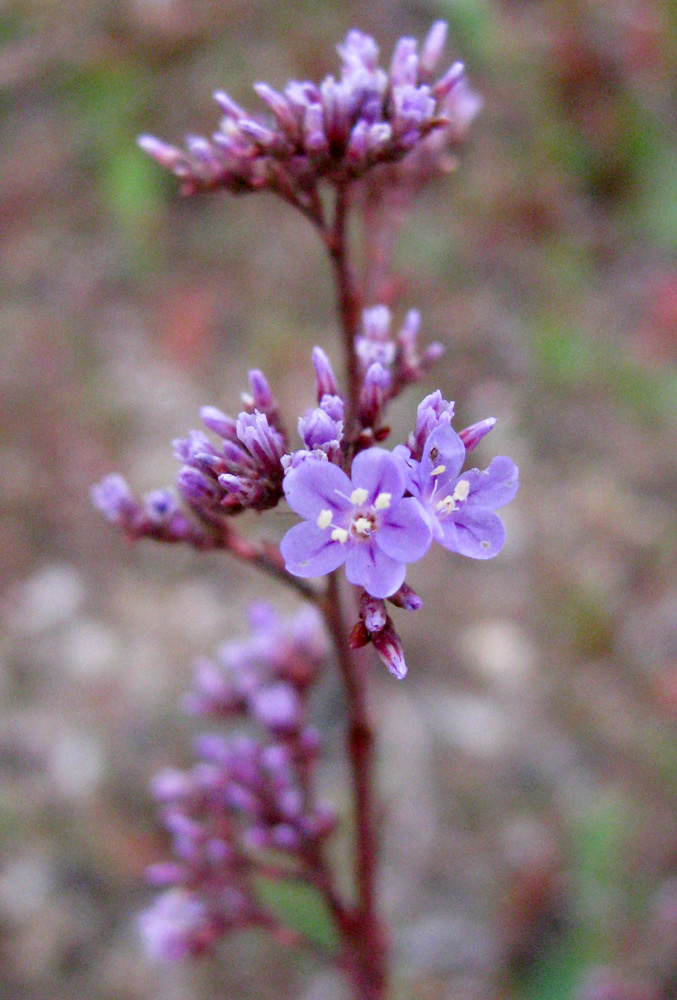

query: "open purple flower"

left=280, top=449, right=431, bottom=598
left=405, top=423, right=518, bottom=559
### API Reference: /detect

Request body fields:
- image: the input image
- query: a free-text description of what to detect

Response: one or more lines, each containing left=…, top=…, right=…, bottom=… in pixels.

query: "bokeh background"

left=1, top=1, right=676, bottom=998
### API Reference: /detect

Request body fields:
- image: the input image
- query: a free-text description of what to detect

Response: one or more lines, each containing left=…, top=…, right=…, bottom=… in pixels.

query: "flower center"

left=316, top=490, right=392, bottom=544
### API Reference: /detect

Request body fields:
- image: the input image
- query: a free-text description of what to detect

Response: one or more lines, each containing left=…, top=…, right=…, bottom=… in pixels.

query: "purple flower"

left=405, top=423, right=518, bottom=559
left=280, top=449, right=432, bottom=598
left=138, top=889, right=222, bottom=961
left=91, top=473, right=136, bottom=523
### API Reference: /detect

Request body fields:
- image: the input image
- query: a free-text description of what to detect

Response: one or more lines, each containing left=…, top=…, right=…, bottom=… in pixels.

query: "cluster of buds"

left=176, top=369, right=287, bottom=518
left=139, top=605, right=336, bottom=961
left=355, top=305, right=444, bottom=436
left=138, top=23, right=480, bottom=205
left=91, top=475, right=219, bottom=549
left=349, top=588, right=423, bottom=680
left=92, top=369, right=289, bottom=547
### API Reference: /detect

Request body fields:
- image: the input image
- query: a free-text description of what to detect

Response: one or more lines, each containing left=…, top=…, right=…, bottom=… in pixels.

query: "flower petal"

left=351, top=448, right=405, bottom=504
left=283, top=458, right=353, bottom=519
left=463, top=456, right=519, bottom=510
left=442, top=508, right=506, bottom=559
left=345, top=543, right=406, bottom=598
left=280, top=521, right=347, bottom=577
left=419, top=423, right=465, bottom=496
left=375, top=497, right=432, bottom=562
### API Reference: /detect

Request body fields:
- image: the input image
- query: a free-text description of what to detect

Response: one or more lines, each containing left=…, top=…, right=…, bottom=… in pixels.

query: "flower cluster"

left=139, top=605, right=335, bottom=961
left=138, top=23, right=479, bottom=203
left=280, top=389, right=518, bottom=601
left=93, top=351, right=519, bottom=642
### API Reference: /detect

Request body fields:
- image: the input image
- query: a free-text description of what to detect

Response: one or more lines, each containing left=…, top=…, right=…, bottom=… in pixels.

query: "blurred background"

left=1, top=1, right=675, bottom=998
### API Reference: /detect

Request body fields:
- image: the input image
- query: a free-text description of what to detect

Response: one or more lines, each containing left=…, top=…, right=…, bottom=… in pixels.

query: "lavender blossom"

left=185, top=604, right=328, bottom=718
left=138, top=889, right=226, bottom=961
left=458, top=416, right=497, bottom=453
left=280, top=448, right=432, bottom=598
left=404, top=422, right=519, bottom=559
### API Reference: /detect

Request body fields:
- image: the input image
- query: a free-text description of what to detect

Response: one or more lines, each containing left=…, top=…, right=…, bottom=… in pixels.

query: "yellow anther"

left=350, top=487, right=369, bottom=506
left=317, top=509, right=333, bottom=529
left=331, top=527, right=348, bottom=543
left=373, top=492, right=391, bottom=510
left=431, top=464, right=446, bottom=476
left=453, top=479, right=470, bottom=502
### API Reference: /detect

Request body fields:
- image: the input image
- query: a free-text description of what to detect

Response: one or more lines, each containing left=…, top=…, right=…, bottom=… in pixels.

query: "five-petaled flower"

left=402, top=422, right=519, bottom=558
left=280, top=449, right=431, bottom=598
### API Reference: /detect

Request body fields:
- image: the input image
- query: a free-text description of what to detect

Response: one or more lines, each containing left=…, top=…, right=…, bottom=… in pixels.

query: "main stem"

left=322, top=574, right=387, bottom=1000
left=327, top=182, right=362, bottom=444
left=323, top=183, right=388, bottom=998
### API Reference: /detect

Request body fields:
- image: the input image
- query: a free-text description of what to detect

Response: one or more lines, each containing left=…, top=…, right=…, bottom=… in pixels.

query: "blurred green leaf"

left=102, top=144, right=165, bottom=234
left=438, top=0, right=498, bottom=64
left=529, top=319, right=677, bottom=424
left=638, top=147, right=677, bottom=251
left=253, top=874, right=339, bottom=953
left=530, top=322, right=595, bottom=384
left=518, top=934, right=591, bottom=1000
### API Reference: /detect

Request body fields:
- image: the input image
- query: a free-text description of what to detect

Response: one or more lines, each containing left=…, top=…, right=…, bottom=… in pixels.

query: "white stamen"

left=435, top=496, right=456, bottom=514
left=373, top=492, right=391, bottom=510
left=453, top=479, right=470, bottom=502
left=350, top=487, right=369, bottom=506
left=331, top=527, right=348, bottom=543
left=317, top=509, right=333, bottom=529
left=431, top=464, right=446, bottom=476
left=353, top=516, right=372, bottom=535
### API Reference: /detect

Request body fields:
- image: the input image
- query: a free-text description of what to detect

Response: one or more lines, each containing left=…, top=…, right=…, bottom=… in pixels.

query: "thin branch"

left=326, top=183, right=362, bottom=444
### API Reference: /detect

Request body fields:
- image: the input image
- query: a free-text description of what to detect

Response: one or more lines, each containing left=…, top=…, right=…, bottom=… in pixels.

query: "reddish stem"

left=321, top=573, right=388, bottom=1000
left=327, top=183, right=362, bottom=444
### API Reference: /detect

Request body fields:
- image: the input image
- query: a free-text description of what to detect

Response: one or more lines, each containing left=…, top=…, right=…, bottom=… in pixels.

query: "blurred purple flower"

left=138, top=889, right=225, bottom=961
left=139, top=22, right=480, bottom=198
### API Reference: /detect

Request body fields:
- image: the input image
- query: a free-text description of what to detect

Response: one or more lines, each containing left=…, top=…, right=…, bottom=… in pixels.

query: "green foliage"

left=517, top=800, right=629, bottom=1000
left=254, top=874, right=340, bottom=953
left=529, top=320, right=677, bottom=424
left=438, top=0, right=499, bottom=65
left=60, top=62, right=168, bottom=245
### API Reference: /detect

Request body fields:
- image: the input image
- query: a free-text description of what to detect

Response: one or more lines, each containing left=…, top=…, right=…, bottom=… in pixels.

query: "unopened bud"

left=387, top=583, right=422, bottom=611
